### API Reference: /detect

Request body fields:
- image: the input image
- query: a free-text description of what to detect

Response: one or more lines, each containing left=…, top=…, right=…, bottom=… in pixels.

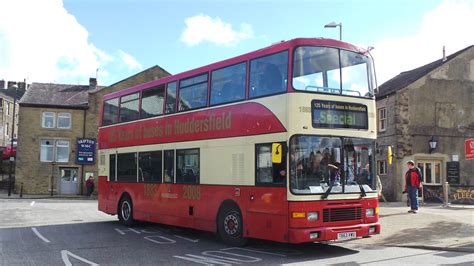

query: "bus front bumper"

left=288, top=222, right=380, bottom=244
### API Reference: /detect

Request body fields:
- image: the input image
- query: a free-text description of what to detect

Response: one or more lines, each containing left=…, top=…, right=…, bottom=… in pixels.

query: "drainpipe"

left=80, top=108, right=86, bottom=195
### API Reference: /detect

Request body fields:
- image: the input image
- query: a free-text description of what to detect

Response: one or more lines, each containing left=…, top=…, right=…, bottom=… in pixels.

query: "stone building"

left=376, top=45, right=474, bottom=201
left=15, top=66, right=169, bottom=195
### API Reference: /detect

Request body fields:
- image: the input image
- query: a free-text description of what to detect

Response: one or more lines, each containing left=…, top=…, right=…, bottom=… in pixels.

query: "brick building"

left=376, top=46, right=474, bottom=201
left=15, top=66, right=169, bottom=195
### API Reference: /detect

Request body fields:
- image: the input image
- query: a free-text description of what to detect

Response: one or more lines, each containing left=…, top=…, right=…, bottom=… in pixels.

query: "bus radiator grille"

left=323, top=207, right=362, bottom=222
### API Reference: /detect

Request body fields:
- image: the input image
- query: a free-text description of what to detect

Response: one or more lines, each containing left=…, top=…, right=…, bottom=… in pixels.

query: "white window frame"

left=40, top=139, right=70, bottom=163
left=377, top=160, right=387, bottom=175
left=378, top=108, right=387, bottom=132
left=416, top=160, right=442, bottom=185
left=55, top=140, right=70, bottom=163
left=40, top=139, right=54, bottom=162
left=57, top=113, right=71, bottom=129
left=42, top=112, right=56, bottom=128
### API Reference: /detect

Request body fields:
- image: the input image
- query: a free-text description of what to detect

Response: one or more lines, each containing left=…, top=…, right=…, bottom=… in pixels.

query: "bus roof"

left=103, top=38, right=367, bottom=101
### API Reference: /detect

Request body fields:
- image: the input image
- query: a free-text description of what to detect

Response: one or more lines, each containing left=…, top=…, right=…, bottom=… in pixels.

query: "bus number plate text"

left=337, top=232, right=356, bottom=240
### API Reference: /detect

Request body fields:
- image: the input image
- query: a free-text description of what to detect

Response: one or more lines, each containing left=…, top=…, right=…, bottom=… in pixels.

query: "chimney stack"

left=89, top=77, right=97, bottom=90
left=442, top=46, right=447, bottom=62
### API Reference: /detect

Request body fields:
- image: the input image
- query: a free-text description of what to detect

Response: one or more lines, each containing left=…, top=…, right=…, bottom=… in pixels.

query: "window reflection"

left=211, top=62, right=246, bottom=105
left=249, top=51, right=288, bottom=98
left=290, top=135, right=375, bottom=195
left=293, top=46, right=374, bottom=97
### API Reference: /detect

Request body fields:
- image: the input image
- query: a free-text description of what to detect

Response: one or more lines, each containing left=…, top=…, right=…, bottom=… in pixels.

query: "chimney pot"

left=89, top=77, right=97, bottom=90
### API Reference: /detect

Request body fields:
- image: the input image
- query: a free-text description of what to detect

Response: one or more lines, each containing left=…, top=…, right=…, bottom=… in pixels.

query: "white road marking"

left=115, top=227, right=141, bottom=235
left=221, top=247, right=288, bottom=257
left=173, top=254, right=234, bottom=266
left=173, top=234, right=199, bottom=243
left=30, top=201, right=35, bottom=206
left=31, top=227, right=50, bottom=243
left=140, top=228, right=162, bottom=234
left=61, top=250, right=99, bottom=266
left=202, top=251, right=261, bottom=262
left=144, top=235, right=176, bottom=244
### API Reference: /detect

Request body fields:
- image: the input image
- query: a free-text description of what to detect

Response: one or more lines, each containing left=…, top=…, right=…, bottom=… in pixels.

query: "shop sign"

left=76, top=138, right=96, bottom=164
left=446, top=161, right=460, bottom=185
left=465, top=139, right=474, bottom=160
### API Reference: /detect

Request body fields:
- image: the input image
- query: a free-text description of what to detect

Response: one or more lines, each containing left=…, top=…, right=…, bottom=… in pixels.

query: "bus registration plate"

left=337, top=232, right=356, bottom=240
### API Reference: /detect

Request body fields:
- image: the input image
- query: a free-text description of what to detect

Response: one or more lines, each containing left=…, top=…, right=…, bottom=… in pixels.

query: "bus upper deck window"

left=249, top=51, right=288, bottom=98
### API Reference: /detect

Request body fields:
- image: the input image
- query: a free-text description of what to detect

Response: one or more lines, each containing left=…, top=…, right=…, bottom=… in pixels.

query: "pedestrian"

left=403, top=160, right=422, bottom=213
left=86, top=175, right=95, bottom=196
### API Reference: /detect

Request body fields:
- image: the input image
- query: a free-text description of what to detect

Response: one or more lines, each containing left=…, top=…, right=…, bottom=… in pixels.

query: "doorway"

left=60, top=167, right=78, bottom=195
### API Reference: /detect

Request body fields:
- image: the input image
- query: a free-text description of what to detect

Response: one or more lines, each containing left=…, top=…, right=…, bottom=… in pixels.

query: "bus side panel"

left=242, top=187, right=289, bottom=242
left=98, top=176, right=116, bottom=215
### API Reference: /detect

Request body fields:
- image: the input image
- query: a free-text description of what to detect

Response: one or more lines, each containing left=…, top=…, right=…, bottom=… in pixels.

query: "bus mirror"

left=387, top=146, right=393, bottom=165
left=272, top=143, right=282, bottom=164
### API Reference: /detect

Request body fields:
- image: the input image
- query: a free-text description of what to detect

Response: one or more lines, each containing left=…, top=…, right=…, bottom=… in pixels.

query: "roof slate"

left=19, top=83, right=105, bottom=108
left=377, top=45, right=474, bottom=98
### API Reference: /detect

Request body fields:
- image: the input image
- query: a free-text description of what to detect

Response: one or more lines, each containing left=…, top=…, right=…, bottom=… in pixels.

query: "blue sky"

left=1, top=0, right=473, bottom=86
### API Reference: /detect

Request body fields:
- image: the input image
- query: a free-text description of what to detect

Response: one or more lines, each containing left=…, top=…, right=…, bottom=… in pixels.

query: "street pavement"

left=341, top=201, right=474, bottom=253
left=0, top=193, right=473, bottom=252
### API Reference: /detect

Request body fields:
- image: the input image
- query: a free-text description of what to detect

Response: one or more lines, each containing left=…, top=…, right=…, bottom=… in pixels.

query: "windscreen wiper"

left=359, top=184, right=367, bottom=198
left=322, top=184, right=333, bottom=199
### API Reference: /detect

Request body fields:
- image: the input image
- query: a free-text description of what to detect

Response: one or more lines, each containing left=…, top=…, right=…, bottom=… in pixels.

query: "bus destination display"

left=312, top=100, right=368, bottom=129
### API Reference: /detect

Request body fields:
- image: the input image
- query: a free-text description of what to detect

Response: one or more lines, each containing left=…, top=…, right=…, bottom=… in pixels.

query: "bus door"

left=246, top=142, right=288, bottom=242
left=98, top=153, right=118, bottom=214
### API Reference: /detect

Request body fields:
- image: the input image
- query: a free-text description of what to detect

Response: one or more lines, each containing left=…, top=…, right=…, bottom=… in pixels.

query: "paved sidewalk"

left=0, top=191, right=97, bottom=200
left=344, top=201, right=474, bottom=253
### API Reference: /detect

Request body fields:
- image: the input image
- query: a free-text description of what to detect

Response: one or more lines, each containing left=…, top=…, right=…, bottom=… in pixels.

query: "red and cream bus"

left=98, top=38, right=380, bottom=245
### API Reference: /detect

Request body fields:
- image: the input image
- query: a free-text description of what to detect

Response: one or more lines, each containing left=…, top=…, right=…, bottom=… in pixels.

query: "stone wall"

left=377, top=46, right=474, bottom=201
left=15, top=107, right=87, bottom=194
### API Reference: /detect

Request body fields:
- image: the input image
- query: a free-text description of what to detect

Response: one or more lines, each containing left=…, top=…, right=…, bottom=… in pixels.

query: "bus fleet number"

left=183, top=185, right=201, bottom=200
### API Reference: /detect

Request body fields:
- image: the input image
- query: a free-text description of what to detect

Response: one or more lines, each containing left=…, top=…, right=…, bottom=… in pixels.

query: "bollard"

left=443, top=182, right=449, bottom=207
left=20, top=182, right=23, bottom=198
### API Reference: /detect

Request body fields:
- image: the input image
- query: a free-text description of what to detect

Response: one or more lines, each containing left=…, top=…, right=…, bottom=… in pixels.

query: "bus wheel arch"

left=216, top=200, right=247, bottom=246
left=118, top=193, right=135, bottom=227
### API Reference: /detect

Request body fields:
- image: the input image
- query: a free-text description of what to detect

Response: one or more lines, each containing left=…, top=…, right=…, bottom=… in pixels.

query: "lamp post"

left=324, top=21, right=342, bottom=41
left=7, top=84, right=17, bottom=197
left=429, top=136, right=438, bottom=154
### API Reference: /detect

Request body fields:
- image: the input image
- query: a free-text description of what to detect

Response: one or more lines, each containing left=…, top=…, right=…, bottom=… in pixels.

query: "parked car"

left=2, top=140, right=17, bottom=160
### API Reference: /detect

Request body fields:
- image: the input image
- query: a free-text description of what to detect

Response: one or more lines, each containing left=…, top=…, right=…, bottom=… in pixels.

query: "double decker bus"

left=98, top=38, right=380, bottom=245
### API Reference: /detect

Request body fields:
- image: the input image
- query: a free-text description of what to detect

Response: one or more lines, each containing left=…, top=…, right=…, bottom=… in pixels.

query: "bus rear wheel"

left=217, top=204, right=247, bottom=246
left=118, top=195, right=135, bottom=227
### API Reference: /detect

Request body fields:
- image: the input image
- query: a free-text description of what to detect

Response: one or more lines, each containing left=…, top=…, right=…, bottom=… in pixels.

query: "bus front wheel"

left=217, top=204, right=247, bottom=246
left=118, top=195, right=135, bottom=227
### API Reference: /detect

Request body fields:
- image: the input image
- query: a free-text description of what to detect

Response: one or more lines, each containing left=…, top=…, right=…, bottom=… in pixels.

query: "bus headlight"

left=366, top=208, right=375, bottom=217
left=307, top=212, right=319, bottom=221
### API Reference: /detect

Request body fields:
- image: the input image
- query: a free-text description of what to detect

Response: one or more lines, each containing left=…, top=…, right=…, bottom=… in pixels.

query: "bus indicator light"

left=292, top=212, right=306, bottom=218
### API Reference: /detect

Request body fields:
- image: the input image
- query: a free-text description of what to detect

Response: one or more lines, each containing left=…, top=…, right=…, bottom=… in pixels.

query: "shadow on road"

left=380, top=221, right=471, bottom=246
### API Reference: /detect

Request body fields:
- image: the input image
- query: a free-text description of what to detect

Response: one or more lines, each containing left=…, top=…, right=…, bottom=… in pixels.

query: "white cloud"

left=181, top=14, right=254, bottom=46
left=0, top=0, right=140, bottom=85
left=118, top=50, right=143, bottom=71
left=372, top=0, right=474, bottom=84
